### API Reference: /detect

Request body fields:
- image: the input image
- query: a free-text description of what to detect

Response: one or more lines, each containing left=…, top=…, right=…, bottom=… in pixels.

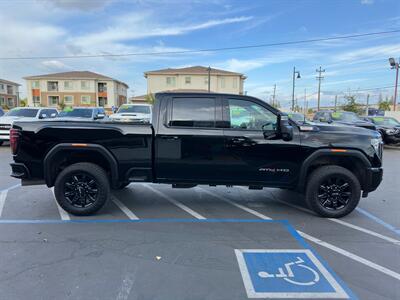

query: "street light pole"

left=207, top=66, right=211, bottom=93
left=291, top=67, right=300, bottom=111
left=316, top=66, right=325, bottom=111
left=389, top=58, right=399, bottom=111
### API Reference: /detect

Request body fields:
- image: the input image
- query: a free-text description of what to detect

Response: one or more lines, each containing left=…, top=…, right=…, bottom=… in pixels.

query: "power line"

left=0, top=29, right=399, bottom=60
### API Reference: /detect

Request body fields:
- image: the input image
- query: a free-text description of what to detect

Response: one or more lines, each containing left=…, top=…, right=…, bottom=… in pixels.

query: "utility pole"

left=334, top=95, right=338, bottom=111
left=207, top=66, right=211, bottom=93
left=316, top=66, right=325, bottom=111
left=272, top=84, right=276, bottom=107
left=388, top=58, right=398, bottom=111
left=292, top=67, right=301, bottom=111
left=365, top=94, right=370, bottom=116
left=303, top=88, right=307, bottom=113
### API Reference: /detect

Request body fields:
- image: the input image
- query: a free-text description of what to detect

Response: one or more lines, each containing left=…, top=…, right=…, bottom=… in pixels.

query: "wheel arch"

left=44, top=143, right=119, bottom=188
left=298, top=149, right=371, bottom=192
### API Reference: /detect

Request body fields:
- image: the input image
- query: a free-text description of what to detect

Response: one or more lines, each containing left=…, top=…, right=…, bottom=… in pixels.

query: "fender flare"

left=298, top=148, right=371, bottom=190
left=43, top=143, right=119, bottom=188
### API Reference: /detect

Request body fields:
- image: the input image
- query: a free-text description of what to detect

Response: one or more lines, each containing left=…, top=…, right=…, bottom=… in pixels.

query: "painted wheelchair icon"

left=257, top=256, right=320, bottom=286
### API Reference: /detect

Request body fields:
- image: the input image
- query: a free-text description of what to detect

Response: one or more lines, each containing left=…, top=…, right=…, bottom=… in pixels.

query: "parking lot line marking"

left=356, top=207, right=400, bottom=237
left=142, top=184, right=206, bottom=220
left=0, top=190, right=8, bottom=218
left=266, top=190, right=400, bottom=245
left=200, top=188, right=400, bottom=282
left=51, top=188, right=70, bottom=221
left=112, top=196, right=139, bottom=220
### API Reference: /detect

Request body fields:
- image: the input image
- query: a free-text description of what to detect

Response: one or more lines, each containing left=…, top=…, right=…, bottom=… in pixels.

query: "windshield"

left=371, top=117, right=400, bottom=126
left=6, top=108, right=39, bottom=117
left=331, top=112, right=361, bottom=122
left=57, top=108, right=93, bottom=118
left=117, top=105, right=150, bottom=114
left=288, top=113, right=305, bottom=122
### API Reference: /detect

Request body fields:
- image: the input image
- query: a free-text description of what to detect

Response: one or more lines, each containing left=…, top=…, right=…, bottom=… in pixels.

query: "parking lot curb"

left=384, top=145, right=400, bottom=150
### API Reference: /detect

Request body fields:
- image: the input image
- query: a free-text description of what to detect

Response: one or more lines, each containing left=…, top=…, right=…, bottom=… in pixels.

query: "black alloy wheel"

left=64, top=173, right=99, bottom=208
left=317, top=176, right=352, bottom=211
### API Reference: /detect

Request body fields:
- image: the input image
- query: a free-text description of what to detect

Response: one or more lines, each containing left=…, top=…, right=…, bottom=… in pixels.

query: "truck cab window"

left=228, top=99, right=277, bottom=131
left=170, top=97, right=216, bottom=128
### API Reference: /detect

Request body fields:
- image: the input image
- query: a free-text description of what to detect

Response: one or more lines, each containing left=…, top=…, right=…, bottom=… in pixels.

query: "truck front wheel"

left=54, top=162, right=110, bottom=216
left=305, top=165, right=361, bottom=218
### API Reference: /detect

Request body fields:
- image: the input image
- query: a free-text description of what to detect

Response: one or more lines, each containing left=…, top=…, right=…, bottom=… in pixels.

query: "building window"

left=219, top=77, right=225, bottom=88
left=48, top=96, right=59, bottom=106
left=63, top=95, right=74, bottom=105
left=47, top=81, right=58, bottom=92
left=98, top=97, right=108, bottom=107
left=81, top=81, right=90, bottom=90
left=98, top=82, right=107, bottom=93
left=0, top=97, right=4, bottom=106
left=185, top=77, right=191, bottom=84
left=6, top=85, right=13, bottom=95
left=64, top=81, right=73, bottom=90
left=32, top=81, right=40, bottom=89
left=81, top=95, right=91, bottom=105
left=33, top=96, right=41, bottom=105
left=0, top=84, right=4, bottom=91
left=8, top=98, right=14, bottom=107
left=166, top=77, right=176, bottom=86
left=232, top=78, right=238, bottom=88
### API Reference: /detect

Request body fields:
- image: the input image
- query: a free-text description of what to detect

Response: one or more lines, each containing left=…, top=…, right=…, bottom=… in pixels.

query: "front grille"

left=0, top=124, right=11, bottom=130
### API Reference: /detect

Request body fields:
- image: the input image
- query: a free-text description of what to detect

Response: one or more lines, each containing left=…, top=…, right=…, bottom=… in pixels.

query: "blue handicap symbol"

left=235, top=249, right=349, bottom=298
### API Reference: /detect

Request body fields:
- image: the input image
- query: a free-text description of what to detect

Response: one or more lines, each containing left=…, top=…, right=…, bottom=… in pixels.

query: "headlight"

left=371, top=138, right=382, bottom=153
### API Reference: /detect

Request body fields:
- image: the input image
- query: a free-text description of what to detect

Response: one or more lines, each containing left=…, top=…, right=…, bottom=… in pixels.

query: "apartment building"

left=0, top=79, right=20, bottom=108
left=144, top=66, right=246, bottom=96
left=24, top=71, right=128, bottom=109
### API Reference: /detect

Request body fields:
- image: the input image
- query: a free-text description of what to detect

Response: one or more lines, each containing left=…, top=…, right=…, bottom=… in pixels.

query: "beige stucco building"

left=24, top=71, right=128, bottom=109
left=144, top=66, right=246, bottom=96
left=0, top=79, right=20, bottom=108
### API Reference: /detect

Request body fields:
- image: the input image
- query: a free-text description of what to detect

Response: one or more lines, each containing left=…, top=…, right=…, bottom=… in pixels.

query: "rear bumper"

left=364, top=167, right=383, bottom=193
left=10, top=163, right=30, bottom=179
left=0, top=131, right=10, bottom=141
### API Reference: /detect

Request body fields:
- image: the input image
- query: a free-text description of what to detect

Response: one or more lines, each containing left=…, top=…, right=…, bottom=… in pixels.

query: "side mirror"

left=279, top=115, right=293, bottom=141
left=39, top=113, right=47, bottom=119
left=319, top=117, right=327, bottom=122
left=50, top=113, right=57, bottom=118
left=95, top=113, right=105, bottom=119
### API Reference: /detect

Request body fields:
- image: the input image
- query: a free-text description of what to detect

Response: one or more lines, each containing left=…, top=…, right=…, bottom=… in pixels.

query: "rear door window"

left=170, top=97, right=216, bottom=128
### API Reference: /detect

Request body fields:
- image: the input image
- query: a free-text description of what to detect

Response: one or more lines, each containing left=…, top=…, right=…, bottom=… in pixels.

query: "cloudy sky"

left=0, top=0, right=399, bottom=108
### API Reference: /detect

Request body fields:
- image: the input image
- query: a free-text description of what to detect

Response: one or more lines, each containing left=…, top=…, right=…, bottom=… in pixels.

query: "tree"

left=341, top=95, right=362, bottom=114
left=145, top=93, right=155, bottom=105
left=58, top=100, right=66, bottom=111
left=378, top=96, right=392, bottom=111
left=19, top=98, right=27, bottom=107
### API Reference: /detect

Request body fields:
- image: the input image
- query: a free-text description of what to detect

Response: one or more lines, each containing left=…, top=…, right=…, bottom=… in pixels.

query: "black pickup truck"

left=10, top=92, right=383, bottom=218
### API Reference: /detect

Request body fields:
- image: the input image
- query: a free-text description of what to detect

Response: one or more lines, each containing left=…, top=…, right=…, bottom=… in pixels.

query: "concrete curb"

left=384, top=144, right=400, bottom=150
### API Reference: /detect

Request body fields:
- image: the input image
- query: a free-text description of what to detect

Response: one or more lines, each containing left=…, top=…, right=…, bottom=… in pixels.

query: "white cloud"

left=361, top=0, right=374, bottom=5
left=41, top=60, right=71, bottom=70
left=40, top=0, right=114, bottom=11
left=333, top=44, right=400, bottom=62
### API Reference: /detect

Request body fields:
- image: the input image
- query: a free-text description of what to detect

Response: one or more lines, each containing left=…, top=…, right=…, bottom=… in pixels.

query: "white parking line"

left=112, top=196, right=139, bottom=220
left=266, top=190, right=400, bottom=246
left=142, top=184, right=206, bottom=220
left=51, top=188, right=71, bottom=221
left=198, top=187, right=400, bottom=282
left=0, top=184, right=21, bottom=218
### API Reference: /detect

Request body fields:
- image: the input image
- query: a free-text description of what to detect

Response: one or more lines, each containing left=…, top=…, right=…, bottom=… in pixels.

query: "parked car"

left=364, top=116, right=400, bottom=144
left=109, top=103, right=152, bottom=123
left=56, top=107, right=107, bottom=121
left=0, top=107, right=58, bottom=146
left=313, top=110, right=376, bottom=131
left=10, top=92, right=383, bottom=219
left=0, top=108, right=4, bottom=117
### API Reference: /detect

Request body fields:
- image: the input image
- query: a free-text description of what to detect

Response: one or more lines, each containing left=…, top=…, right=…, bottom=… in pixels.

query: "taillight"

left=9, top=128, right=20, bottom=155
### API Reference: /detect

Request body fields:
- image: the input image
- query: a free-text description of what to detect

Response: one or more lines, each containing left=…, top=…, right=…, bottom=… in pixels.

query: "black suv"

left=313, top=110, right=376, bottom=131
left=365, top=116, right=400, bottom=144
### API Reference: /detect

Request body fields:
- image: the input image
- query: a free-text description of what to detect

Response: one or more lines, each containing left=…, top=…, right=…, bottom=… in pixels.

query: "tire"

left=305, top=165, right=361, bottom=218
left=54, top=162, right=110, bottom=216
left=0, top=141, right=3, bottom=146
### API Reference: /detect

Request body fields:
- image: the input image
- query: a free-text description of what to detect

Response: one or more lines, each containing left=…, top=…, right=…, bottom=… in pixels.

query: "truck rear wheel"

left=305, top=165, right=361, bottom=218
left=54, top=162, right=110, bottom=216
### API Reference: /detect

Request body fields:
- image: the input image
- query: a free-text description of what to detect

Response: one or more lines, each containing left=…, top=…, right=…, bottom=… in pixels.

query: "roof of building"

left=24, top=71, right=129, bottom=87
left=144, top=66, right=246, bottom=78
left=0, top=79, right=21, bottom=86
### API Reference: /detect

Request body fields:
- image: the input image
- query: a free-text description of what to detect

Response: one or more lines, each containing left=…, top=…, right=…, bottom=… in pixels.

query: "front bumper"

left=364, top=167, right=383, bottom=193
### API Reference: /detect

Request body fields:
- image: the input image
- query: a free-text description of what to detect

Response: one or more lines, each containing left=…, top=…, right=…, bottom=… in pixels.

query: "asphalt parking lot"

left=0, top=144, right=399, bottom=300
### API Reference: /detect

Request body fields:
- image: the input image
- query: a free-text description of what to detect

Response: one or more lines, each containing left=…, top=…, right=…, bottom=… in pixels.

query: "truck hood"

left=335, top=120, right=376, bottom=130
left=311, top=122, right=379, bottom=137
left=110, top=113, right=150, bottom=119
left=0, top=116, right=38, bottom=125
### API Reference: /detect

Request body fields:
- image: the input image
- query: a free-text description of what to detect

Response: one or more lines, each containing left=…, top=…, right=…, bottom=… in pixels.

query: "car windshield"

left=57, top=108, right=93, bottom=118
left=6, top=108, right=39, bottom=117
left=331, top=112, right=361, bottom=122
left=118, top=105, right=150, bottom=114
left=371, top=117, right=400, bottom=126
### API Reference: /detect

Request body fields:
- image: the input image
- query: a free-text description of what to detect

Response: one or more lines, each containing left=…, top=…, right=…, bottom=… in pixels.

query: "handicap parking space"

left=0, top=220, right=354, bottom=300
